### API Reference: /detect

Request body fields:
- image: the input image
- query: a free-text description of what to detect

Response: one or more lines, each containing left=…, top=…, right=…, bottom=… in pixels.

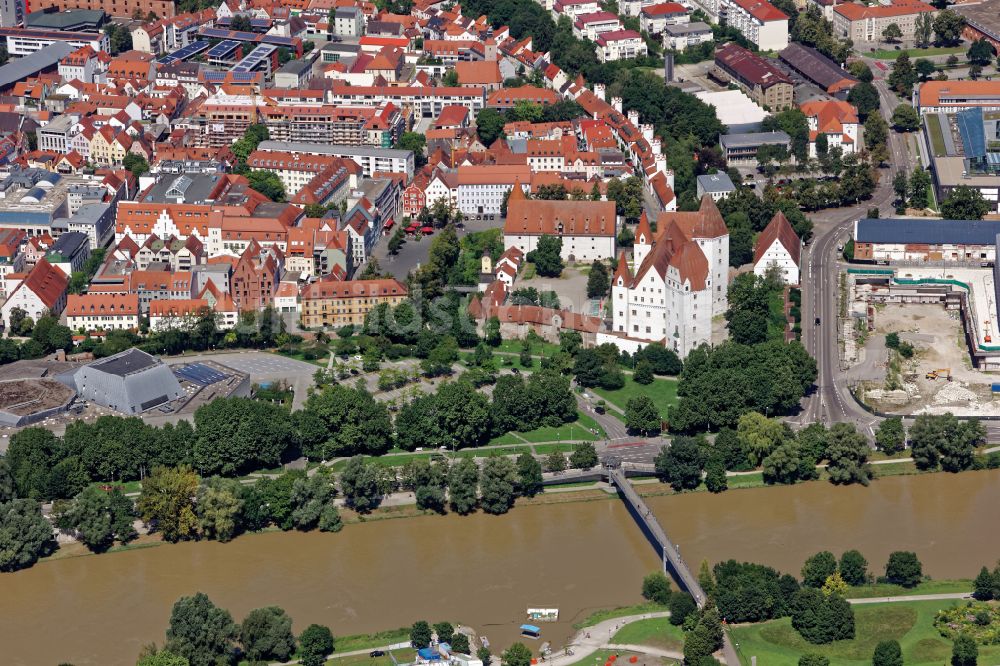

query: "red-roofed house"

left=572, top=11, right=623, bottom=40
left=503, top=186, right=617, bottom=261
left=2, top=258, right=68, bottom=329
left=753, top=211, right=801, bottom=284
left=832, top=0, right=935, bottom=43
left=800, top=99, right=859, bottom=158
left=66, top=293, right=140, bottom=332
left=640, top=2, right=689, bottom=34
left=455, top=61, right=503, bottom=91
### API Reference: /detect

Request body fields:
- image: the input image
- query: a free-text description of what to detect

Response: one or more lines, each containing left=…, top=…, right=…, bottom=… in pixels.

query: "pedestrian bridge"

left=604, top=461, right=705, bottom=607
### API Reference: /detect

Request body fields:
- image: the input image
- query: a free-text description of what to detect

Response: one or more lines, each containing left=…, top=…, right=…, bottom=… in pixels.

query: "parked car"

left=370, top=650, right=385, bottom=657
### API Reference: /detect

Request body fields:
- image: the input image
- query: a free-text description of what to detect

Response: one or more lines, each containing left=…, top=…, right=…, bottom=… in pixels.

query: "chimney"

left=641, top=123, right=654, bottom=142
left=611, top=96, right=623, bottom=113
left=627, top=109, right=640, bottom=126
left=594, top=83, right=606, bottom=101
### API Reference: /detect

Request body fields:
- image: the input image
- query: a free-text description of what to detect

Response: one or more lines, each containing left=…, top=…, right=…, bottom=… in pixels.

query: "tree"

left=848, top=82, right=880, bottom=119
left=872, top=640, right=903, bottom=666
left=915, top=11, right=933, bottom=47
left=968, top=39, right=995, bottom=66
left=480, top=456, right=518, bottom=514
left=165, top=593, right=238, bottom=666
left=434, top=621, right=455, bottom=644
left=290, top=472, right=338, bottom=530
left=654, top=436, right=704, bottom=491
left=448, top=457, right=480, bottom=514
left=802, top=551, right=838, bottom=588
left=839, top=550, right=869, bottom=586
left=6, top=427, right=60, bottom=500
left=915, top=58, right=937, bottom=81
left=411, top=621, right=433, bottom=649
left=737, top=412, right=786, bottom=466
left=396, top=132, right=427, bottom=167
left=587, top=259, right=610, bottom=298
left=526, top=235, right=563, bottom=277
left=502, top=643, right=532, bottom=666
left=515, top=453, right=543, bottom=497
left=545, top=450, right=566, bottom=473
left=888, top=52, right=917, bottom=97
left=704, top=455, right=728, bottom=493
left=908, top=168, right=932, bottom=209
left=941, top=185, right=991, bottom=221
left=196, top=479, right=242, bottom=542
left=123, top=153, right=150, bottom=178
left=762, top=109, right=810, bottom=162
left=137, top=466, right=199, bottom=543
left=633, top=359, right=654, bottom=385
left=339, top=456, right=386, bottom=513
left=240, top=606, right=295, bottom=663
left=194, top=398, right=295, bottom=475
left=625, top=395, right=660, bottom=435
left=65, top=485, right=135, bottom=552
left=875, top=417, right=905, bottom=455
left=864, top=114, right=888, bottom=159
left=299, top=625, right=335, bottom=666
left=0, top=499, right=54, bottom=572
left=821, top=572, right=849, bottom=597
left=247, top=170, right=286, bottom=202
left=799, top=655, right=830, bottom=666
left=569, top=442, right=598, bottom=470
left=881, top=22, right=902, bottom=43
left=952, top=634, right=978, bottom=666
left=668, top=591, right=696, bottom=626
left=885, top=551, right=922, bottom=587
left=637, top=344, right=683, bottom=376
left=451, top=634, right=471, bottom=654
left=642, top=571, right=673, bottom=605
left=683, top=607, right=723, bottom=664
left=973, top=566, right=995, bottom=600
left=933, top=10, right=966, bottom=46
left=475, top=108, right=506, bottom=145
left=825, top=423, right=871, bottom=485
left=790, top=588, right=855, bottom=643
left=230, top=14, right=253, bottom=31
left=136, top=649, right=190, bottom=666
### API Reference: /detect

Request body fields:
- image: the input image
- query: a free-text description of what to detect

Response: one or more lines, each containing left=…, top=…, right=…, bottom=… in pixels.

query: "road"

left=797, top=59, right=915, bottom=437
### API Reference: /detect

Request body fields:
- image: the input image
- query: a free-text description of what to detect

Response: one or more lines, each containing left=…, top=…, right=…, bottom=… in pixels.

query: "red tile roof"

left=754, top=211, right=801, bottom=266
left=20, top=258, right=67, bottom=310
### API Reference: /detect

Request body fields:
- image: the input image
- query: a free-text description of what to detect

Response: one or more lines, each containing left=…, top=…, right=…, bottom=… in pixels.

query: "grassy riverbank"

left=574, top=603, right=669, bottom=629
left=568, top=648, right=679, bottom=666
left=611, top=617, right=685, bottom=652
left=730, top=599, right=999, bottom=665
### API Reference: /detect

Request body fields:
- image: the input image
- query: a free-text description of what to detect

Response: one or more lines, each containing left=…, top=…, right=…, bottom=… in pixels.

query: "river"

left=2, top=470, right=998, bottom=665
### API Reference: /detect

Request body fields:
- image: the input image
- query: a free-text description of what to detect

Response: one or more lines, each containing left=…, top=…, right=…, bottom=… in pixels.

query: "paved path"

left=848, top=592, right=971, bottom=605
left=270, top=641, right=411, bottom=665
left=546, top=612, right=689, bottom=666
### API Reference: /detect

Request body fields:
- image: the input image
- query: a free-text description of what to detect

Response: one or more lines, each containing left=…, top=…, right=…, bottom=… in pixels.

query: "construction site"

left=0, top=378, right=77, bottom=426
left=842, top=267, right=1000, bottom=416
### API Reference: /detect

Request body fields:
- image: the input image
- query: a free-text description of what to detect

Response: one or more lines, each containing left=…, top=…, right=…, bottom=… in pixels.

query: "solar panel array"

left=175, top=363, right=229, bottom=386
left=206, top=39, right=241, bottom=60
left=232, top=43, right=276, bottom=73
left=200, top=26, right=296, bottom=47
left=157, top=40, right=210, bottom=65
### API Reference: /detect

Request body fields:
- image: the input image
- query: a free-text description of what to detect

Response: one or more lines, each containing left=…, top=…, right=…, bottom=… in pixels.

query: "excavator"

left=925, top=368, right=952, bottom=381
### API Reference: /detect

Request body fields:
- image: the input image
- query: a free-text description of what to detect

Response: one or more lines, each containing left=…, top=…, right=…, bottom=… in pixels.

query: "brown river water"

left=2, top=470, right=998, bottom=666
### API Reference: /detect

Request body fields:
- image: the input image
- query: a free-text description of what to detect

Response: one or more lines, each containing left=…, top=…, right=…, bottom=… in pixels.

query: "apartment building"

left=66, top=293, right=140, bottom=332
left=329, top=85, right=487, bottom=118
left=714, top=42, right=794, bottom=110
left=300, top=278, right=408, bottom=328
left=245, top=150, right=360, bottom=198
left=504, top=188, right=617, bottom=262
left=259, top=104, right=405, bottom=148
left=719, top=0, right=789, bottom=51
left=832, top=0, right=935, bottom=43
left=456, top=165, right=531, bottom=216
left=596, top=30, right=648, bottom=62
left=253, top=140, right=415, bottom=179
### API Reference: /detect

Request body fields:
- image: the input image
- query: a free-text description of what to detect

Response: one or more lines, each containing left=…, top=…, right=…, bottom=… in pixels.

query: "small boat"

left=520, top=625, right=541, bottom=640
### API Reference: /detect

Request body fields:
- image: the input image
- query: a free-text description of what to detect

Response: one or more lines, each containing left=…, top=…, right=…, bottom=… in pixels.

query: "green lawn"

left=611, top=617, right=686, bottom=652
left=593, top=377, right=679, bottom=419
left=88, top=480, right=143, bottom=494
left=731, top=599, right=1000, bottom=665
left=844, top=579, right=971, bottom=599
left=926, top=116, right=946, bottom=157
left=495, top=338, right=562, bottom=357
left=869, top=46, right=964, bottom=59
left=567, top=648, right=679, bottom=666
left=334, top=627, right=411, bottom=653
left=489, top=411, right=607, bottom=444
left=574, top=603, right=670, bottom=629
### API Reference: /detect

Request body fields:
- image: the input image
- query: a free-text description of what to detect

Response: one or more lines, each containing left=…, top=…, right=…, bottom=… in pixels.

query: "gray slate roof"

left=855, top=217, right=1000, bottom=245
left=0, top=42, right=75, bottom=91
